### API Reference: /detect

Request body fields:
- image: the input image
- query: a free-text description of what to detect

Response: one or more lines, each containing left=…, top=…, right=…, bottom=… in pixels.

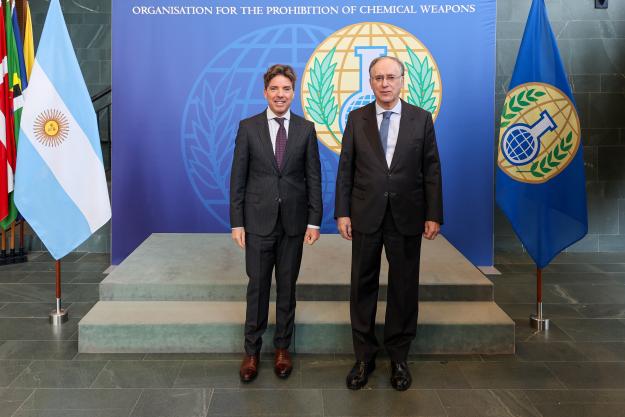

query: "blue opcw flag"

left=14, top=0, right=111, bottom=260
left=495, top=0, right=587, bottom=268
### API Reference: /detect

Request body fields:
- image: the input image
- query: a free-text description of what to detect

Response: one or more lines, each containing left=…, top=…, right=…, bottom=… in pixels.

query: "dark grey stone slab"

left=574, top=342, right=625, bottom=361
left=0, top=318, right=79, bottom=341
left=0, top=388, right=33, bottom=417
left=602, top=74, right=625, bottom=93
left=547, top=284, right=625, bottom=304
left=533, top=403, right=625, bottom=417
left=592, top=95, right=625, bottom=129
left=457, top=362, right=564, bottom=389
left=173, top=361, right=241, bottom=388
left=0, top=303, right=57, bottom=318
left=323, top=388, right=445, bottom=416
left=499, top=303, right=583, bottom=319
left=523, top=389, right=625, bottom=404
left=13, top=409, right=131, bottom=417
left=575, top=304, right=625, bottom=318
left=555, top=318, right=625, bottom=341
left=515, top=341, right=589, bottom=362
left=64, top=284, right=100, bottom=302
left=91, top=361, right=183, bottom=388
left=66, top=302, right=96, bottom=318
left=18, top=388, right=141, bottom=412
left=73, top=353, right=145, bottom=361
left=9, top=360, right=106, bottom=388
left=68, top=273, right=107, bottom=284
left=599, top=235, right=625, bottom=251
left=208, top=388, right=323, bottom=416
left=130, top=388, right=211, bottom=417
left=0, top=271, right=31, bottom=283
left=437, top=389, right=541, bottom=417
left=0, top=360, right=30, bottom=387
left=0, top=341, right=77, bottom=360
left=79, top=253, right=110, bottom=263
left=546, top=362, right=625, bottom=388
left=18, top=271, right=81, bottom=283
left=0, top=284, right=57, bottom=302
left=144, top=353, right=243, bottom=361
left=571, top=75, right=601, bottom=93
left=28, top=253, right=86, bottom=263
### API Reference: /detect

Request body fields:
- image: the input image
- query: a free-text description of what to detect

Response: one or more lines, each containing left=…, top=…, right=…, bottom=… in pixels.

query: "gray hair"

left=368, top=56, right=405, bottom=77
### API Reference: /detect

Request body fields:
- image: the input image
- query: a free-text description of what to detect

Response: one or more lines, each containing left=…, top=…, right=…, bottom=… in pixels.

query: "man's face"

left=264, top=74, right=294, bottom=117
left=369, top=58, right=404, bottom=109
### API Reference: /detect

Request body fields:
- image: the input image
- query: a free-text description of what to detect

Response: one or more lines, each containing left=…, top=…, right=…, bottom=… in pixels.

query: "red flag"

left=0, top=4, right=16, bottom=222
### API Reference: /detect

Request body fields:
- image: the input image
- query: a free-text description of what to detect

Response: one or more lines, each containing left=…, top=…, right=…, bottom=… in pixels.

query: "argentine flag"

left=14, top=0, right=110, bottom=260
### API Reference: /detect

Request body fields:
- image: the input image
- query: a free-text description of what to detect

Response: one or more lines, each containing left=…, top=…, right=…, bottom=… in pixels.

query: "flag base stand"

left=529, top=314, right=550, bottom=330
left=49, top=298, right=68, bottom=326
left=49, top=308, right=68, bottom=326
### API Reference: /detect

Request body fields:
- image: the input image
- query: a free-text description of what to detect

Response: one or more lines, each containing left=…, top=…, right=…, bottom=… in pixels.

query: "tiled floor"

left=0, top=251, right=625, bottom=416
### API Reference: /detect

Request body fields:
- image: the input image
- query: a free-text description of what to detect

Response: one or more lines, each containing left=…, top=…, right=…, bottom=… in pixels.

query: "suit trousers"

left=350, top=204, right=422, bottom=362
left=244, top=214, right=304, bottom=355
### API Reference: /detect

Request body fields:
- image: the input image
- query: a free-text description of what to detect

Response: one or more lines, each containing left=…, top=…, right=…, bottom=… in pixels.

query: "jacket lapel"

left=389, top=100, right=414, bottom=172
left=280, top=113, right=302, bottom=170
left=362, top=103, right=388, bottom=171
left=256, top=111, right=279, bottom=173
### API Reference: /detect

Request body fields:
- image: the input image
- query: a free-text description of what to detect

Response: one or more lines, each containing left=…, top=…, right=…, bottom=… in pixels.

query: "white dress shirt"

left=375, top=100, right=402, bottom=167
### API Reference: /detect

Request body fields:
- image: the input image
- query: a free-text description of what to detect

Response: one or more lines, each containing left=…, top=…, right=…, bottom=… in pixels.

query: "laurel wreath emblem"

left=525, top=131, right=573, bottom=178
left=305, top=47, right=341, bottom=146
left=405, top=47, right=437, bottom=113
left=500, top=88, right=546, bottom=128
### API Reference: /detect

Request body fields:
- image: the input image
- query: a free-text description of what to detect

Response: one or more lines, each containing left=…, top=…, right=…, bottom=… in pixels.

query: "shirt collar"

left=375, top=100, right=402, bottom=116
left=267, top=107, right=291, bottom=121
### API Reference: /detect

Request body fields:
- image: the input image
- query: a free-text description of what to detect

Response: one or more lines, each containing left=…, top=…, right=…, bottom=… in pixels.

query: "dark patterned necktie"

left=274, top=117, right=287, bottom=169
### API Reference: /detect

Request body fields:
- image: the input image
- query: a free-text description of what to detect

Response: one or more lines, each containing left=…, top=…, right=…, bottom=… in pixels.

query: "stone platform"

left=79, top=234, right=514, bottom=354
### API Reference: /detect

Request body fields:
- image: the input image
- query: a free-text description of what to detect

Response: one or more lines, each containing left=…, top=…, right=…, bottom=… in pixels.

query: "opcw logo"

left=301, top=22, right=442, bottom=154
left=498, top=82, right=581, bottom=184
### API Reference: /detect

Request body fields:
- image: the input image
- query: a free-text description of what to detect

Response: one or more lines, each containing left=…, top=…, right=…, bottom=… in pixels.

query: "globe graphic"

left=503, top=126, right=539, bottom=166
left=340, top=93, right=376, bottom=132
left=497, top=83, right=581, bottom=184
left=180, top=25, right=339, bottom=232
left=301, top=22, right=442, bottom=154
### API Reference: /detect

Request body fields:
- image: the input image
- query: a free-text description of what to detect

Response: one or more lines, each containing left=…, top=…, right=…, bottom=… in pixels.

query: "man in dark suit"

left=335, top=56, right=443, bottom=391
left=230, top=64, right=322, bottom=383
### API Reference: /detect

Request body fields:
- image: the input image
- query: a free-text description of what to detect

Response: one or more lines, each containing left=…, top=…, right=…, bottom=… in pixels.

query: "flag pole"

left=529, top=266, right=549, bottom=330
left=49, top=259, right=68, bottom=325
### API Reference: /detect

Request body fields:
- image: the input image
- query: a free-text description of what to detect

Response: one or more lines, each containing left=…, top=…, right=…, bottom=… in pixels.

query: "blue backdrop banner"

left=112, top=0, right=496, bottom=265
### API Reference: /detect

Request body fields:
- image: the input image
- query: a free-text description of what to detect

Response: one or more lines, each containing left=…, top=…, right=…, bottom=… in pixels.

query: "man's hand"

left=231, top=227, right=245, bottom=249
left=337, top=217, right=352, bottom=240
left=304, top=228, right=320, bottom=245
left=423, top=221, right=440, bottom=240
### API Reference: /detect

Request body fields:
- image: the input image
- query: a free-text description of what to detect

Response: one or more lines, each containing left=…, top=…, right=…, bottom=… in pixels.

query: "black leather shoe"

left=390, top=361, right=412, bottom=391
left=346, top=360, right=376, bottom=390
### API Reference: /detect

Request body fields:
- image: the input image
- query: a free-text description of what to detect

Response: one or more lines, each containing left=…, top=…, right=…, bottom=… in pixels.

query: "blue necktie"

left=379, top=111, right=393, bottom=157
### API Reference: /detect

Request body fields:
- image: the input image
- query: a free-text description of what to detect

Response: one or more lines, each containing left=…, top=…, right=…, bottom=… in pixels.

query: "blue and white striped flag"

left=14, top=0, right=110, bottom=260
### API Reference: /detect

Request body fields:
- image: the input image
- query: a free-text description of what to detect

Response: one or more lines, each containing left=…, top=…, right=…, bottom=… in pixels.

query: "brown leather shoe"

left=239, top=353, right=259, bottom=383
left=274, top=348, right=293, bottom=378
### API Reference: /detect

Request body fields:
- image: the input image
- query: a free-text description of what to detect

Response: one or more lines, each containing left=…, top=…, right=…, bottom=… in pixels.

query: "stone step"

left=100, top=234, right=494, bottom=302
left=78, top=300, right=514, bottom=354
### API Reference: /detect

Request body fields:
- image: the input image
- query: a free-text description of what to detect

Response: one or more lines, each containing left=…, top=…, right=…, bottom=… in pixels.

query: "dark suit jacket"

left=230, top=110, right=322, bottom=236
left=335, top=100, right=443, bottom=235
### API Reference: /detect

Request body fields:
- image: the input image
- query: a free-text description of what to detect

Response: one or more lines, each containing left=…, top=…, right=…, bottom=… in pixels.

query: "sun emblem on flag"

left=34, top=109, right=69, bottom=147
